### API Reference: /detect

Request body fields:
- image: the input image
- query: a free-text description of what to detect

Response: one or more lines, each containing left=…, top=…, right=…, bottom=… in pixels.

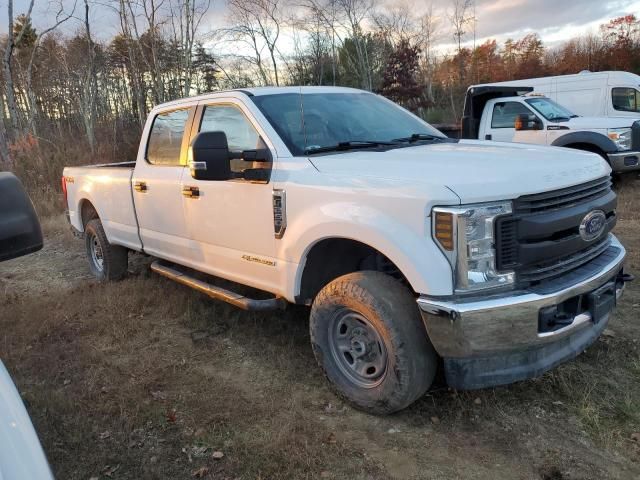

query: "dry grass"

left=0, top=175, right=639, bottom=479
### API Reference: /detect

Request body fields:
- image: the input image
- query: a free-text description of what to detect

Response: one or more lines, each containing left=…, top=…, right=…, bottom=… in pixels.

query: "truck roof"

left=475, top=70, right=640, bottom=88
left=153, top=86, right=366, bottom=110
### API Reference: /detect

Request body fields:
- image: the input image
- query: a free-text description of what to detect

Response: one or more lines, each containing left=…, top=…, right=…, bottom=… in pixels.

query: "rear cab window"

left=146, top=108, right=191, bottom=165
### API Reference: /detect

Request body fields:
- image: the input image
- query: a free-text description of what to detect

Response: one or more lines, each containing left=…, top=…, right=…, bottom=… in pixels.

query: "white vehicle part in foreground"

left=0, top=361, right=53, bottom=480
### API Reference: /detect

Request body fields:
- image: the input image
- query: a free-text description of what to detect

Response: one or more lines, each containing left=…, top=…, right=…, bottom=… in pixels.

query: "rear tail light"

left=61, top=176, right=68, bottom=208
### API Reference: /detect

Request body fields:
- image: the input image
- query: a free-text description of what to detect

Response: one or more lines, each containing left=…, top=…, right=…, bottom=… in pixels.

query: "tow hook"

left=616, top=270, right=634, bottom=299
left=617, top=271, right=635, bottom=284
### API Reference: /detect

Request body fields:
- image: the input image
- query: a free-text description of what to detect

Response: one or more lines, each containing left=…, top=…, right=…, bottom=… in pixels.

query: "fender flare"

left=551, top=131, right=617, bottom=153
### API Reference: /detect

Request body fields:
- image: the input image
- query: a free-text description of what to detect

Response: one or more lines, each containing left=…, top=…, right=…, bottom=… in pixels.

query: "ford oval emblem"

left=579, top=210, right=607, bottom=242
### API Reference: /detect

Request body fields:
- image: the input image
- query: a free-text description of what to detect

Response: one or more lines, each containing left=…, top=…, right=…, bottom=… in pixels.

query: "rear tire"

left=84, top=218, right=128, bottom=281
left=310, top=271, right=437, bottom=414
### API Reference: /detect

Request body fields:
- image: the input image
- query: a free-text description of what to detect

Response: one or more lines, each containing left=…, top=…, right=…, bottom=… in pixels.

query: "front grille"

left=514, top=176, right=611, bottom=214
left=518, top=237, right=611, bottom=283
left=496, top=177, right=616, bottom=285
left=632, top=120, right=640, bottom=151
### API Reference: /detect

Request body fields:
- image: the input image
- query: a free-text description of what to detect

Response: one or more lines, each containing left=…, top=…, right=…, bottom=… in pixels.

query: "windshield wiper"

left=304, top=140, right=395, bottom=154
left=548, top=116, right=570, bottom=122
left=391, top=133, right=445, bottom=143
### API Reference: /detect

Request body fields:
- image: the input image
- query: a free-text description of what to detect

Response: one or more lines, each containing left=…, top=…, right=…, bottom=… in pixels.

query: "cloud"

left=472, top=0, right=634, bottom=39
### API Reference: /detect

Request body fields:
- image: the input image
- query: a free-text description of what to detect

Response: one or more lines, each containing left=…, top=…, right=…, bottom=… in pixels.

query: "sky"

left=0, top=0, right=639, bottom=55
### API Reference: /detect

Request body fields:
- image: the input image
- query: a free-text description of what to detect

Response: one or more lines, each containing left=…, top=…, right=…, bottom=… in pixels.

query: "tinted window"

left=146, top=109, right=190, bottom=165
left=251, top=92, right=443, bottom=155
left=199, top=105, right=262, bottom=174
left=612, top=87, right=640, bottom=112
left=491, top=102, right=532, bottom=128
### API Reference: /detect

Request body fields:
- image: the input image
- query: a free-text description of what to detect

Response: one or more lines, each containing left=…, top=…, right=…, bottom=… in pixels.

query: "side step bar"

left=151, top=260, right=287, bottom=311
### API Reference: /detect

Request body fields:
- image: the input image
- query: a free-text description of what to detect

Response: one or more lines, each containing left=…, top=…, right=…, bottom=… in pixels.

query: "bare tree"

left=25, top=1, right=77, bottom=135
left=3, top=0, right=35, bottom=131
left=303, top=0, right=376, bottom=90
left=417, top=3, right=439, bottom=104
left=226, top=0, right=284, bottom=86
left=169, top=0, right=211, bottom=96
left=449, top=0, right=474, bottom=83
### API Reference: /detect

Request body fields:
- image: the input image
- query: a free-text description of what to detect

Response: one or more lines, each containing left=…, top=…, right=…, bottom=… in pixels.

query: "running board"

left=151, top=260, right=286, bottom=311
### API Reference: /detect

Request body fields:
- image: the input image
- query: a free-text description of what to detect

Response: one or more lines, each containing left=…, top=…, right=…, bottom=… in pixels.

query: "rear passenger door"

left=133, top=106, right=195, bottom=264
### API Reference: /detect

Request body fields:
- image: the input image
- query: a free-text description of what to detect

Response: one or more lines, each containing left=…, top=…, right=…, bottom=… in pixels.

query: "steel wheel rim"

left=328, top=309, right=388, bottom=388
left=89, top=233, right=104, bottom=272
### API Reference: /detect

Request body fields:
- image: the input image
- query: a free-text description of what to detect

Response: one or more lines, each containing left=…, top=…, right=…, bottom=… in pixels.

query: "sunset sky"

left=1, top=0, right=639, bottom=54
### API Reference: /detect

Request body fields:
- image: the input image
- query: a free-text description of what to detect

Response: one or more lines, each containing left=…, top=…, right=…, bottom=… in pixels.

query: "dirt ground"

left=1, top=177, right=639, bottom=480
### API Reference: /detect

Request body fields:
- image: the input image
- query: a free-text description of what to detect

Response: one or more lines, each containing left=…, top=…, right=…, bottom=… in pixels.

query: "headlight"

left=432, top=201, right=514, bottom=293
left=608, top=128, right=632, bottom=151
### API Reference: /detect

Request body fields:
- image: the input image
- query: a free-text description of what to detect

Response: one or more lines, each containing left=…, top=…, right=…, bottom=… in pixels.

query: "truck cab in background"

left=478, top=71, right=640, bottom=119
left=461, top=85, right=640, bottom=173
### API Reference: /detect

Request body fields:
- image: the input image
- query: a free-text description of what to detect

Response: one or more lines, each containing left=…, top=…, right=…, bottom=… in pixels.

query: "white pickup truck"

left=63, top=87, right=632, bottom=414
left=459, top=85, right=640, bottom=173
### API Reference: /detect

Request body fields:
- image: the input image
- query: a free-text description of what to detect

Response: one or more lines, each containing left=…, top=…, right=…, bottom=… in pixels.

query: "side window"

left=199, top=105, right=262, bottom=174
left=200, top=105, right=260, bottom=151
left=146, top=108, right=190, bottom=165
left=612, top=87, right=640, bottom=112
left=491, top=102, right=533, bottom=128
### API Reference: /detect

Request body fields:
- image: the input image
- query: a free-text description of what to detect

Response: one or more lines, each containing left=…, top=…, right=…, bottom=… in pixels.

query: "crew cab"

left=63, top=87, right=632, bottom=414
left=460, top=85, right=640, bottom=172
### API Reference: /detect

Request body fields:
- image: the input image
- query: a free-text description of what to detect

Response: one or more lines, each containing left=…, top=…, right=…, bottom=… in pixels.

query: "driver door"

left=486, top=100, right=545, bottom=144
left=181, top=100, right=279, bottom=292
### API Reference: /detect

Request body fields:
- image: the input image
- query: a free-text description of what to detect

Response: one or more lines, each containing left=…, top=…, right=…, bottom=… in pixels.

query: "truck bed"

left=63, top=164, right=142, bottom=251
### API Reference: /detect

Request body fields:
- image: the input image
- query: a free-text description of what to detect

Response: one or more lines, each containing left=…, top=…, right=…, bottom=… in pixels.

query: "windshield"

left=525, top=97, right=576, bottom=121
left=612, top=87, right=640, bottom=113
left=250, top=92, right=444, bottom=155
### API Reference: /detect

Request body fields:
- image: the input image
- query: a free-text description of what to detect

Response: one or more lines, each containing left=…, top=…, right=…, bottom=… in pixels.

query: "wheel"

left=310, top=271, right=437, bottom=414
left=84, top=218, right=128, bottom=281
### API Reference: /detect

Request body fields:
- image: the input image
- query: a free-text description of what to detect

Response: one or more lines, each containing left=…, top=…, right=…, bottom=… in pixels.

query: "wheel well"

left=80, top=200, right=99, bottom=228
left=564, top=143, right=608, bottom=161
left=297, top=238, right=410, bottom=305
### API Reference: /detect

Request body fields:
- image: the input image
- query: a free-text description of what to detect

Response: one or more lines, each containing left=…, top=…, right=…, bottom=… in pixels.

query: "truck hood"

left=561, top=116, right=638, bottom=129
left=309, top=140, right=610, bottom=203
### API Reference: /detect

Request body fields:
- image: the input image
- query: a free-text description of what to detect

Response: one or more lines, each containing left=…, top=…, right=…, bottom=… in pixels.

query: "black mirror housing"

left=189, top=131, right=232, bottom=181
left=0, top=173, right=43, bottom=262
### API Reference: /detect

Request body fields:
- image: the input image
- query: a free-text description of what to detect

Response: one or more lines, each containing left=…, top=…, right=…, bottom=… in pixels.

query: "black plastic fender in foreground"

left=551, top=131, right=618, bottom=153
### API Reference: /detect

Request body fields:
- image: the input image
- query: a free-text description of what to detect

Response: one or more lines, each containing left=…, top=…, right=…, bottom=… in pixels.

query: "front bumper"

left=417, top=235, right=628, bottom=389
left=607, top=151, right=640, bottom=172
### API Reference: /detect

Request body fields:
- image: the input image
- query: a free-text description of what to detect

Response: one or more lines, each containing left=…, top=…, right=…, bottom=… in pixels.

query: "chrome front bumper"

left=417, top=235, right=628, bottom=389
left=608, top=151, right=640, bottom=172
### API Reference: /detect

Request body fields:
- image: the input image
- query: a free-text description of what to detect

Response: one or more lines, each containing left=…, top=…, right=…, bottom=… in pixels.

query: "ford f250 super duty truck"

left=458, top=85, right=640, bottom=173
left=63, top=86, right=633, bottom=414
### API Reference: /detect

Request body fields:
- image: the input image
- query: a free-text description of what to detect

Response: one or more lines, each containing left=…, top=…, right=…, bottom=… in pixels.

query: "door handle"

left=182, top=186, right=200, bottom=198
left=134, top=181, right=147, bottom=192
left=485, top=134, right=492, bottom=140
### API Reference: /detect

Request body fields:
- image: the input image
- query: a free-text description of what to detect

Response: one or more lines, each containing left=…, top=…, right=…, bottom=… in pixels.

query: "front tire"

left=310, top=271, right=437, bottom=414
left=84, top=218, right=128, bottom=281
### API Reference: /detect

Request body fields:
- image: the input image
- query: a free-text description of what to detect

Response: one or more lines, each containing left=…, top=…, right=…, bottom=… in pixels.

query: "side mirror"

left=189, top=131, right=232, bottom=181
left=189, top=132, right=273, bottom=181
left=515, top=114, right=543, bottom=131
left=0, top=173, right=43, bottom=262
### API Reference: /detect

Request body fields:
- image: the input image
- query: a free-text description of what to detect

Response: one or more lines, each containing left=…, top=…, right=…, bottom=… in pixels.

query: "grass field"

left=0, top=175, right=638, bottom=480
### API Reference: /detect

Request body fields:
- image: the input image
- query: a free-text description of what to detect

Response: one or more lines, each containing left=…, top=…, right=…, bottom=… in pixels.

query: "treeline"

left=0, top=0, right=639, bottom=197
